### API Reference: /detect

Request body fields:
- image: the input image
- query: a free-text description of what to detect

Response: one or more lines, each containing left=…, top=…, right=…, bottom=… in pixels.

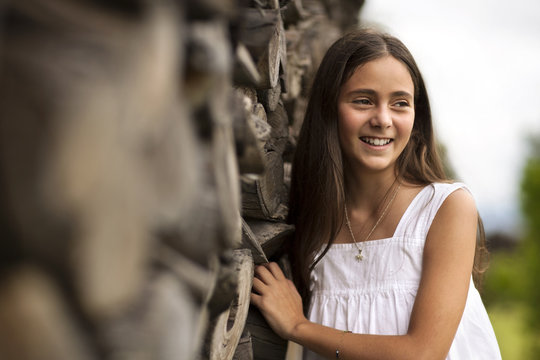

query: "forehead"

left=341, top=56, right=414, bottom=96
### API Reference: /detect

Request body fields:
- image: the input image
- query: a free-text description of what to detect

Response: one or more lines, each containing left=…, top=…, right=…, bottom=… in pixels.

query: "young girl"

left=250, top=29, right=501, bottom=359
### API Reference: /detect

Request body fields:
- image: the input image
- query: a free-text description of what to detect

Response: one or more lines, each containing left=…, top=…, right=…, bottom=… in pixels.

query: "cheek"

left=337, top=107, right=358, bottom=141
left=399, top=113, right=415, bottom=142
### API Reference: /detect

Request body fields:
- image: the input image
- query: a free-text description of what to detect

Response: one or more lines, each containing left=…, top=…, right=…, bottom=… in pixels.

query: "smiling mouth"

left=360, top=137, right=393, bottom=146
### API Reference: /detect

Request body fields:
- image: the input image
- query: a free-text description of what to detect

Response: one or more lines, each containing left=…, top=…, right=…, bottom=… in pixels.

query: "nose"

left=369, top=106, right=392, bottom=128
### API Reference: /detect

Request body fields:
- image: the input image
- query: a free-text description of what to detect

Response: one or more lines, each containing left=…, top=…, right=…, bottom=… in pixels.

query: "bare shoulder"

left=437, top=187, right=477, bottom=222
left=426, top=187, right=478, bottom=251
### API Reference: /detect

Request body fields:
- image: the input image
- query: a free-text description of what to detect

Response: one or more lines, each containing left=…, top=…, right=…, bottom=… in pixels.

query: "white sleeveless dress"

left=303, top=183, right=501, bottom=360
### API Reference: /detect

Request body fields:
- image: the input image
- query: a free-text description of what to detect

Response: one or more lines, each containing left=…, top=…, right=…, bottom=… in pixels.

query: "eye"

left=352, top=98, right=372, bottom=106
left=393, top=100, right=410, bottom=108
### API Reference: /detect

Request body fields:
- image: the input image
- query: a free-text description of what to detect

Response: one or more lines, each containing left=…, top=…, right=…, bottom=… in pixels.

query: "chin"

left=359, top=162, right=393, bottom=173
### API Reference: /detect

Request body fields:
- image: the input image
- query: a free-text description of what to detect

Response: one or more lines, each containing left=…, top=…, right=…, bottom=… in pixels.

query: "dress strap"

left=393, top=182, right=472, bottom=242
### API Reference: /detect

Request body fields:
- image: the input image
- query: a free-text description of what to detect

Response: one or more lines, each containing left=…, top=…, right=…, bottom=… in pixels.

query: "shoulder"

left=426, top=184, right=477, bottom=252
left=433, top=182, right=477, bottom=219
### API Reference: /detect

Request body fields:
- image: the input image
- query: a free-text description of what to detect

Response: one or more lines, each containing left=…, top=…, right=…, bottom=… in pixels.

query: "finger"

left=250, top=292, right=262, bottom=307
left=251, top=277, right=267, bottom=295
left=265, top=262, right=286, bottom=281
left=254, top=264, right=276, bottom=285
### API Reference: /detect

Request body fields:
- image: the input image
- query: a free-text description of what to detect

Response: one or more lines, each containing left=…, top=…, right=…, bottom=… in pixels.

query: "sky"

left=360, top=0, right=540, bottom=234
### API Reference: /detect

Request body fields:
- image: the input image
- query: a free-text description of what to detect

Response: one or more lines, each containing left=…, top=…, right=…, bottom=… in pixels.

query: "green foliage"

left=519, top=135, right=540, bottom=353
left=483, top=134, right=540, bottom=358
left=521, top=138, right=540, bottom=237
left=482, top=251, right=527, bottom=307
left=489, top=304, right=539, bottom=360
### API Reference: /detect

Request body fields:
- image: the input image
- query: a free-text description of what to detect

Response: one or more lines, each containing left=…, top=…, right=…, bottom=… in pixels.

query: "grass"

left=487, top=303, right=539, bottom=359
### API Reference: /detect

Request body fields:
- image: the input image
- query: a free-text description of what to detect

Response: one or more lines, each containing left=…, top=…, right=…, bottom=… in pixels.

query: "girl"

left=250, top=29, right=501, bottom=359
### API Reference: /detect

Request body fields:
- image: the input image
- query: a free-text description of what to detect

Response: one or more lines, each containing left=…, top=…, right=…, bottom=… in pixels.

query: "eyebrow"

left=346, top=89, right=413, bottom=99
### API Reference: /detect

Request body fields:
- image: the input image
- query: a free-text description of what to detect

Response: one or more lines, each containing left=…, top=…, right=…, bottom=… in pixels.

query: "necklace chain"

left=344, top=182, right=402, bottom=261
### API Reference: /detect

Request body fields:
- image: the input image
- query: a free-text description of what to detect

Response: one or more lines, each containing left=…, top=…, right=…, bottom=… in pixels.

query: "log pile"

left=0, top=0, right=362, bottom=359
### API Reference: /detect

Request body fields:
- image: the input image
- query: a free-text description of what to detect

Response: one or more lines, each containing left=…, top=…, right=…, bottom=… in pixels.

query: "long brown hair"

left=287, top=29, right=487, bottom=308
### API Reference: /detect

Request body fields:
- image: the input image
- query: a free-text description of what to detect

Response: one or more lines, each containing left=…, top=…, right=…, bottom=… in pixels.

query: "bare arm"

left=250, top=189, right=477, bottom=360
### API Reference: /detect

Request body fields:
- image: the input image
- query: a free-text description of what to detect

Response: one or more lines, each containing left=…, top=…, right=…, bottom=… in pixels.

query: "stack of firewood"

left=0, top=0, right=361, bottom=359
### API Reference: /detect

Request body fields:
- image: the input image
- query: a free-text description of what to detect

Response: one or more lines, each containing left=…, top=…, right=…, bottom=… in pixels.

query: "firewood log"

left=252, top=103, right=272, bottom=141
left=241, top=150, right=287, bottom=221
left=256, top=13, right=286, bottom=90
left=237, top=8, right=280, bottom=60
left=257, top=82, right=282, bottom=113
left=0, top=0, right=194, bottom=320
left=245, top=306, right=288, bottom=359
left=206, top=249, right=254, bottom=360
left=234, top=42, right=262, bottom=87
left=185, top=0, right=237, bottom=20
left=245, top=220, right=294, bottom=259
left=264, top=101, right=289, bottom=155
left=282, top=0, right=307, bottom=26
left=233, top=91, right=267, bottom=175
left=240, top=218, right=269, bottom=265
left=0, top=267, right=94, bottom=360
left=232, top=328, right=254, bottom=360
left=97, top=268, right=205, bottom=360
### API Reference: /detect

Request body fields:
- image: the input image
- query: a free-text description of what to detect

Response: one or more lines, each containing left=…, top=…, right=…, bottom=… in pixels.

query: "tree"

left=520, top=135, right=540, bottom=350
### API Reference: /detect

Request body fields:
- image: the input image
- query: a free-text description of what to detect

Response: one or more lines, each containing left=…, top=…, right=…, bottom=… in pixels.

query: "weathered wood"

left=233, top=328, right=254, bottom=360
left=185, top=0, right=237, bottom=20
left=243, top=257, right=292, bottom=360
left=254, top=0, right=280, bottom=9
left=0, top=267, right=94, bottom=360
left=235, top=86, right=258, bottom=108
left=252, top=103, right=272, bottom=141
left=153, top=242, right=217, bottom=303
left=241, top=150, right=287, bottom=221
left=285, top=96, right=308, bottom=139
left=237, top=9, right=280, bottom=59
left=233, top=91, right=267, bottom=175
left=282, top=0, right=307, bottom=26
left=0, top=0, right=199, bottom=320
left=180, top=18, right=243, bottom=252
left=97, top=269, right=205, bottom=360
left=265, top=101, right=290, bottom=155
left=185, top=21, right=232, bottom=109
left=207, top=250, right=241, bottom=318
left=295, top=15, right=342, bottom=85
left=207, top=249, right=254, bottom=360
left=282, top=27, right=311, bottom=101
left=160, top=90, right=241, bottom=263
left=212, top=107, right=243, bottom=249
left=245, top=220, right=294, bottom=259
left=279, top=22, right=288, bottom=93
left=245, top=307, right=288, bottom=360
left=240, top=218, right=269, bottom=264
left=321, top=0, right=365, bottom=31
left=234, top=42, right=262, bottom=87
left=256, top=14, right=286, bottom=90
left=0, top=1, right=363, bottom=359
left=257, top=82, right=282, bottom=112
left=284, top=161, right=293, bottom=190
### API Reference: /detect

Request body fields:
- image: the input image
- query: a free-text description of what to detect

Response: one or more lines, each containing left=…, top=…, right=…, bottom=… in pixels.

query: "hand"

left=250, top=262, right=308, bottom=340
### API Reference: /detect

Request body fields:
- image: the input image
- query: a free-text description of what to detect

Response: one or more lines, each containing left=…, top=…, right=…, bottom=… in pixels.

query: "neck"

left=344, top=165, right=399, bottom=211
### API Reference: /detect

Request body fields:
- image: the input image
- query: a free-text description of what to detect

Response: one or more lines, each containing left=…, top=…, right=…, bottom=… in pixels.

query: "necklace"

left=344, top=182, right=401, bottom=261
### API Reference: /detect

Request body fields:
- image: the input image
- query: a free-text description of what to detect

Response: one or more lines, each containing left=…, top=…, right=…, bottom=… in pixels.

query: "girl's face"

left=338, top=56, right=415, bottom=175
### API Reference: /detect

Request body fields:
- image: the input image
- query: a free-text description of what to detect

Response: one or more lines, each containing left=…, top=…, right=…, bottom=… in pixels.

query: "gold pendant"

left=355, top=249, right=363, bottom=261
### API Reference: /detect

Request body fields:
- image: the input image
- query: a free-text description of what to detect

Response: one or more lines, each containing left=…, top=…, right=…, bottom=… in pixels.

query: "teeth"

left=361, top=137, right=391, bottom=146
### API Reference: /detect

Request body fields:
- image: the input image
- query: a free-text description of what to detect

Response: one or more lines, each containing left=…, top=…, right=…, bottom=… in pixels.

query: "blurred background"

left=1, top=0, right=538, bottom=359
left=360, top=0, right=540, bottom=358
